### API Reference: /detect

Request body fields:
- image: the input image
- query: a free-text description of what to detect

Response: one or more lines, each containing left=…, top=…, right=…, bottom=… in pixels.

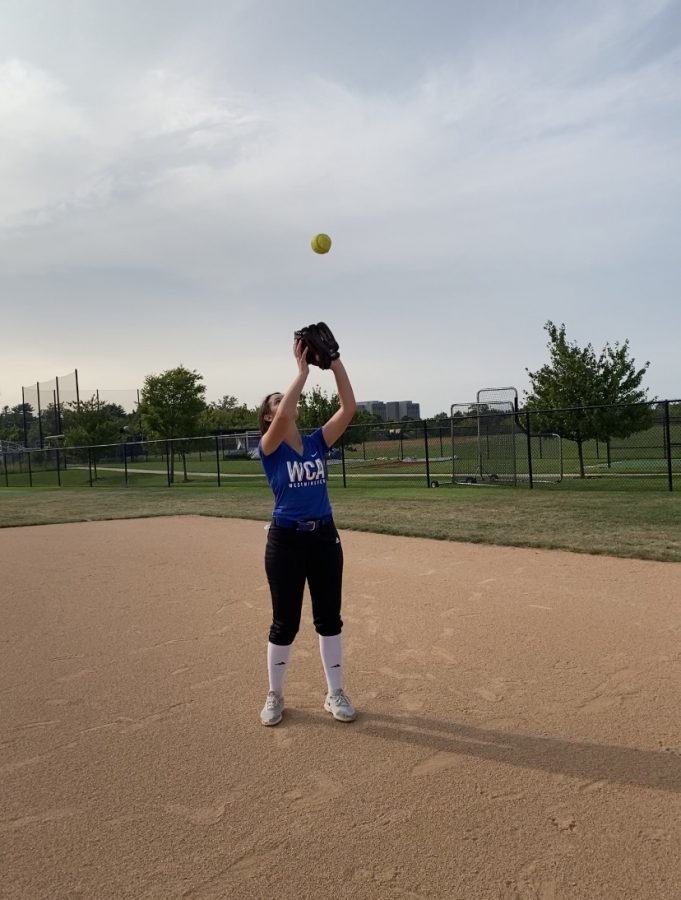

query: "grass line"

left=1, top=483, right=680, bottom=563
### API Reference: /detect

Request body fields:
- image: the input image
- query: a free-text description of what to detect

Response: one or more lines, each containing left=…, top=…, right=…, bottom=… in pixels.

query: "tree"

left=524, top=322, right=653, bottom=476
left=0, top=405, right=27, bottom=444
left=139, top=366, right=207, bottom=440
left=297, top=386, right=339, bottom=430
left=63, top=398, right=126, bottom=452
left=0, top=404, right=37, bottom=446
left=139, top=367, right=207, bottom=481
left=0, top=419, right=21, bottom=445
left=213, top=395, right=240, bottom=411
left=204, top=396, right=258, bottom=432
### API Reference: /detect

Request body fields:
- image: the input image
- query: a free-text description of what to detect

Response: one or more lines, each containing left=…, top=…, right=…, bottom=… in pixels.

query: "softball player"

left=257, top=337, right=357, bottom=726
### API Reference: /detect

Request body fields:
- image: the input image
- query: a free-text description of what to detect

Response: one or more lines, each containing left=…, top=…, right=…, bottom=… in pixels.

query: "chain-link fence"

left=2, top=400, right=679, bottom=491
left=0, top=434, right=263, bottom=488
left=339, top=400, right=680, bottom=491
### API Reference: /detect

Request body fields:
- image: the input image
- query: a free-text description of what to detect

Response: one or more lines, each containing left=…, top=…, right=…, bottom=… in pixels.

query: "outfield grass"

left=1, top=481, right=680, bottom=563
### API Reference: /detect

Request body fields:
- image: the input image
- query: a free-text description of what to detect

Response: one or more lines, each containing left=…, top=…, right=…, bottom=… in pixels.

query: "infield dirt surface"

left=2, top=516, right=681, bottom=899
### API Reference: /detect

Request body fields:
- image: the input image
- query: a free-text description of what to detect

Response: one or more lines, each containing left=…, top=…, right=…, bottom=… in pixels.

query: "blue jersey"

left=259, top=428, right=333, bottom=521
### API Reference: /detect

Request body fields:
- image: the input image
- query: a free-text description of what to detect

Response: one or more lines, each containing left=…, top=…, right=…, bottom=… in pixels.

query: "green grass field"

left=2, top=480, right=680, bottom=563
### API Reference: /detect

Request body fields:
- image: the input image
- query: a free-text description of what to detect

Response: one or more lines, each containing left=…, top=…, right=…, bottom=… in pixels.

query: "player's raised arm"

left=259, top=340, right=309, bottom=456
left=322, top=358, right=357, bottom=448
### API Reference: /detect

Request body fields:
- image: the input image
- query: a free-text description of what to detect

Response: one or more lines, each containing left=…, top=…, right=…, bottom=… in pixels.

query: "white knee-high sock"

left=319, top=634, right=343, bottom=693
left=267, top=642, right=292, bottom=696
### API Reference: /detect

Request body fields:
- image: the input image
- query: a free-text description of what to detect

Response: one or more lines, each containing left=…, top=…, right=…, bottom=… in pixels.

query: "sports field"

left=2, top=516, right=681, bottom=899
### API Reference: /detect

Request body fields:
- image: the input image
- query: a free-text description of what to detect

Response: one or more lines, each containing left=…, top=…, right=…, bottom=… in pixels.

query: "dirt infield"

left=2, top=517, right=681, bottom=900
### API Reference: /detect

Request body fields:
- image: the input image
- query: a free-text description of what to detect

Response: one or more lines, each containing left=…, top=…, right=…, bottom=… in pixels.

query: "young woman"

left=257, top=336, right=357, bottom=726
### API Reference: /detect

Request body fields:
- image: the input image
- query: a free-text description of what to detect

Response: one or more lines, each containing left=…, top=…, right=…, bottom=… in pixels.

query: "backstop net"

left=475, top=386, right=562, bottom=484
left=444, top=388, right=563, bottom=485
left=20, top=371, right=139, bottom=449
left=449, top=401, right=518, bottom=484
left=21, top=371, right=79, bottom=449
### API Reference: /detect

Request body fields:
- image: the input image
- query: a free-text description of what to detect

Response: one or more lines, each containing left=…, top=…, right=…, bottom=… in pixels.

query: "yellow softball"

left=311, top=233, right=332, bottom=254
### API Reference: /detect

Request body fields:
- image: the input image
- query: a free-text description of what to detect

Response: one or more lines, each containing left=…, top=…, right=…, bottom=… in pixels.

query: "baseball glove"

left=294, top=321, right=340, bottom=369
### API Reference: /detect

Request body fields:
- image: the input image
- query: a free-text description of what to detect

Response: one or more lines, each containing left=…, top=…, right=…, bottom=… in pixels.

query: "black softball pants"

left=265, top=521, right=343, bottom=646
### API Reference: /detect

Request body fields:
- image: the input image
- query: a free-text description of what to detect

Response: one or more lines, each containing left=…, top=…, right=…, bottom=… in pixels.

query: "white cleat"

left=260, top=691, right=284, bottom=726
left=324, top=689, right=357, bottom=722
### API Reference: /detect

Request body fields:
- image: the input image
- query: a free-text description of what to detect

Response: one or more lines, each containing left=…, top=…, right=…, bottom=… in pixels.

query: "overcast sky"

left=1, top=0, right=680, bottom=416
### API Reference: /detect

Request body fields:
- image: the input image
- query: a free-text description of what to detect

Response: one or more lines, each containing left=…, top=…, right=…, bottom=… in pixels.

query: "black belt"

left=272, top=516, right=333, bottom=532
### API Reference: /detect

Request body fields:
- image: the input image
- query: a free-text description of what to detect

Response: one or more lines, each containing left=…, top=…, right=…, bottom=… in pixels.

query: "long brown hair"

left=258, top=393, right=278, bottom=434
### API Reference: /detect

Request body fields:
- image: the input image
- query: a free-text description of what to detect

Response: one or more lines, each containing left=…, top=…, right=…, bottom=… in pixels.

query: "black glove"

left=294, top=321, right=340, bottom=370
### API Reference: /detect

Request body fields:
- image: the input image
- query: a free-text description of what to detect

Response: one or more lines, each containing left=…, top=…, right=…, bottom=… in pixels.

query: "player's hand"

left=294, top=339, right=309, bottom=376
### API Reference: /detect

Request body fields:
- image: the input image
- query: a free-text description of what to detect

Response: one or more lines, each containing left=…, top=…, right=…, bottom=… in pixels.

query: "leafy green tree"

left=213, top=395, right=240, bottom=410
left=524, top=322, right=653, bottom=476
left=63, top=397, right=126, bottom=451
left=139, top=366, right=207, bottom=440
left=203, top=396, right=258, bottom=432
left=0, top=403, right=38, bottom=445
left=297, top=386, right=340, bottom=430
left=138, top=367, right=207, bottom=481
left=0, top=405, right=27, bottom=443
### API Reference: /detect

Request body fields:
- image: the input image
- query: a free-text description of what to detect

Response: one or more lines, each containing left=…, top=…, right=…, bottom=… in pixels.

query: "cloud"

left=1, top=0, right=680, bottom=411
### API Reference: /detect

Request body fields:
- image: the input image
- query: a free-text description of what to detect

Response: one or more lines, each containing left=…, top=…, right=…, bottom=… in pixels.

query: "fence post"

left=56, top=448, right=62, bottom=487
left=22, top=387, right=29, bottom=447
left=2, top=451, right=7, bottom=487
left=606, top=439, right=612, bottom=469
left=525, top=410, right=534, bottom=489
left=341, top=433, right=347, bottom=488
left=36, top=382, right=44, bottom=449
left=664, top=400, right=673, bottom=492
left=87, top=447, right=93, bottom=487
left=423, top=420, right=430, bottom=487
left=123, top=442, right=128, bottom=486
left=215, top=435, right=221, bottom=487
left=27, top=451, right=33, bottom=487
left=166, top=441, right=172, bottom=486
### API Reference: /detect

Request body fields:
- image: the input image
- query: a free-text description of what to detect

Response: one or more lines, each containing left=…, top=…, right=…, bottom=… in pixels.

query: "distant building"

left=385, top=401, right=421, bottom=421
left=357, top=401, right=387, bottom=419
left=357, top=400, right=420, bottom=421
